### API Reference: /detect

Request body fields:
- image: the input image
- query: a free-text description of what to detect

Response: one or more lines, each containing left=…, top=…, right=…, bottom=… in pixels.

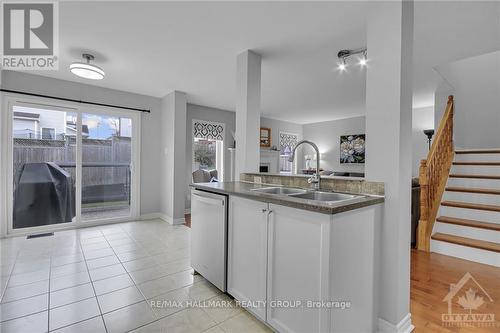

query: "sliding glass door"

left=81, top=113, right=132, bottom=221
left=11, top=104, right=77, bottom=230
left=6, top=99, right=140, bottom=234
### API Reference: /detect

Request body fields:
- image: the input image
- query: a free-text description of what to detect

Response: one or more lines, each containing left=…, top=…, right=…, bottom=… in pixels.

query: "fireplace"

left=260, top=150, right=279, bottom=173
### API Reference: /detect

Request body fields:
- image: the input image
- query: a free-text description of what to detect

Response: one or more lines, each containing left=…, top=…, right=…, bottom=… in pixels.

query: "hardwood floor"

left=184, top=213, right=191, bottom=228
left=411, top=249, right=500, bottom=332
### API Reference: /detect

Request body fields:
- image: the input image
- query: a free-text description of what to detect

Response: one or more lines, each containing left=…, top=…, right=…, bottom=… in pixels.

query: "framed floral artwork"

left=340, top=134, right=365, bottom=164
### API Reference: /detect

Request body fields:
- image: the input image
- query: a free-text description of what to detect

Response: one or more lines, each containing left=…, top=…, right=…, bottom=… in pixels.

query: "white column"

left=160, top=91, right=187, bottom=224
left=365, top=1, right=414, bottom=332
left=235, top=50, right=261, bottom=180
left=0, top=69, right=4, bottom=237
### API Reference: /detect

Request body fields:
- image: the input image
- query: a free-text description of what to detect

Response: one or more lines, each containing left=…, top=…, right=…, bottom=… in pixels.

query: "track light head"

left=338, top=57, right=347, bottom=71
left=359, top=52, right=367, bottom=66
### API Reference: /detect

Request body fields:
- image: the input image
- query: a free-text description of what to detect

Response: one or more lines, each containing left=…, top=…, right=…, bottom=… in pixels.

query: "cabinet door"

left=227, top=196, right=268, bottom=321
left=267, top=204, right=331, bottom=333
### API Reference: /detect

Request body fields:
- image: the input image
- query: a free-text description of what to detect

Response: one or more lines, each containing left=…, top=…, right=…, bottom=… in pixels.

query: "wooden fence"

left=13, top=136, right=131, bottom=192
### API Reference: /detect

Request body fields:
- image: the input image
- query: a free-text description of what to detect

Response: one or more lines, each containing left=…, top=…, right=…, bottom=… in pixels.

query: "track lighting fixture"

left=337, top=48, right=367, bottom=71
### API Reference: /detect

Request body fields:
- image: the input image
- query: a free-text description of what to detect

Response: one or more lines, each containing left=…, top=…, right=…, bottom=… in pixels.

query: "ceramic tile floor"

left=0, top=219, right=272, bottom=333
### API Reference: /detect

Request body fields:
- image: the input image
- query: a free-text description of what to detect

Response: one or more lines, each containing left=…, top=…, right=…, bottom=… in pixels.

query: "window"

left=41, top=127, right=56, bottom=140
left=279, top=132, right=299, bottom=174
left=192, top=120, right=224, bottom=181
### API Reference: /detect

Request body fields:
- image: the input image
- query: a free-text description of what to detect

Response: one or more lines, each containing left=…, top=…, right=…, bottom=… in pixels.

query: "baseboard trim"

left=139, top=213, right=163, bottom=221
left=171, top=217, right=186, bottom=225
left=378, top=314, right=414, bottom=333
left=141, top=213, right=185, bottom=225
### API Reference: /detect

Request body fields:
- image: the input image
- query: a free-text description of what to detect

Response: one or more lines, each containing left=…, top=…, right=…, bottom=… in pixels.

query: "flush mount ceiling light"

left=70, top=54, right=105, bottom=80
left=337, top=48, right=367, bottom=71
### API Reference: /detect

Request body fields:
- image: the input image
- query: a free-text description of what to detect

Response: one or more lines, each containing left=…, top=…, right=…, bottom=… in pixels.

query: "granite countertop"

left=190, top=181, right=384, bottom=215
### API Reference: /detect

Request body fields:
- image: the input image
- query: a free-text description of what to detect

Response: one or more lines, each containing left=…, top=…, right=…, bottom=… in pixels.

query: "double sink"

left=250, top=186, right=363, bottom=203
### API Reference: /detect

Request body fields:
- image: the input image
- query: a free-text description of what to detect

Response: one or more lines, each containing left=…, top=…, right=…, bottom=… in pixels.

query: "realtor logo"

left=441, top=272, right=496, bottom=328
left=1, top=1, right=58, bottom=69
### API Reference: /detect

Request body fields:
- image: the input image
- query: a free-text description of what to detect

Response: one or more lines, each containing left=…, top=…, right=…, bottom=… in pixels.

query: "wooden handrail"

left=417, top=95, right=454, bottom=251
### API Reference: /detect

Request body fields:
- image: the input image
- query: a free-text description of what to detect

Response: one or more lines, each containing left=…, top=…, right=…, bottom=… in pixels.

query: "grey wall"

left=302, top=116, right=366, bottom=174
left=1, top=71, right=162, bottom=216
left=185, top=104, right=236, bottom=210
left=260, top=117, right=303, bottom=150
left=260, top=117, right=304, bottom=170
left=301, top=110, right=434, bottom=177
left=435, top=51, right=500, bottom=148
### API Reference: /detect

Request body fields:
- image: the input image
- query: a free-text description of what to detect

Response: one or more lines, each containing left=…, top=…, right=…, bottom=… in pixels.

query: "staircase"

left=430, top=149, right=500, bottom=267
left=416, top=96, right=500, bottom=267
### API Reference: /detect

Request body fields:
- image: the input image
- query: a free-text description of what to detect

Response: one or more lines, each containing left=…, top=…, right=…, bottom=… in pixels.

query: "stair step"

left=436, top=216, right=500, bottom=231
left=455, top=149, right=500, bottom=154
left=449, top=174, right=500, bottom=180
left=431, top=233, right=500, bottom=253
left=441, top=200, right=500, bottom=212
left=445, top=187, right=500, bottom=195
left=453, top=162, right=500, bottom=166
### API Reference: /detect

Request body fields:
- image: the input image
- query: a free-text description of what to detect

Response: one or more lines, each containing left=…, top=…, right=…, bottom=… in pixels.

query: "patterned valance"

left=193, top=119, right=225, bottom=140
left=279, top=132, right=299, bottom=154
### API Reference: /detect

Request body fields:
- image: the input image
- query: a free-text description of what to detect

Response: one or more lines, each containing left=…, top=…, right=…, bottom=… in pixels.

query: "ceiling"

left=16, top=1, right=500, bottom=124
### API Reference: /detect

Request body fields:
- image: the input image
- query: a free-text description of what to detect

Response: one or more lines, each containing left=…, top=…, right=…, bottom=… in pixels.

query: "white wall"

left=435, top=51, right=500, bottom=148
left=302, top=116, right=365, bottom=174
left=185, top=104, right=236, bottom=210
left=1, top=71, right=162, bottom=216
left=412, top=106, right=434, bottom=176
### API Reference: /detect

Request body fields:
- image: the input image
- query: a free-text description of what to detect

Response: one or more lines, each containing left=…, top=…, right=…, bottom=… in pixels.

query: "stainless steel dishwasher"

left=190, top=189, right=228, bottom=292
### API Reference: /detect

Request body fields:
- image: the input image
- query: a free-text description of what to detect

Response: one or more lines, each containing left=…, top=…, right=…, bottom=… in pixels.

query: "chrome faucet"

left=288, top=140, right=321, bottom=190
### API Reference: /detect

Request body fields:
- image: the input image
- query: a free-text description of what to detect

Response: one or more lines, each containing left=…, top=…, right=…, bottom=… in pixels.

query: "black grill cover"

left=13, top=162, right=75, bottom=229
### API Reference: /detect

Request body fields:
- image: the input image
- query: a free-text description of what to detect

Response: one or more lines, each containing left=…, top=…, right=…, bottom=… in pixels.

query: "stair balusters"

left=417, top=95, right=454, bottom=251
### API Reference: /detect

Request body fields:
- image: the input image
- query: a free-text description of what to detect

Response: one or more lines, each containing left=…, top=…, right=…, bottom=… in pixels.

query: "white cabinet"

left=227, top=196, right=268, bottom=321
left=267, top=204, right=332, bottom=333
left=227, top=194, right=380, bottom=333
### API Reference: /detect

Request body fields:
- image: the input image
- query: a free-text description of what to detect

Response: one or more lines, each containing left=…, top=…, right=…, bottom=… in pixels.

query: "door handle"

left=262, top=208, right=268, bottom=213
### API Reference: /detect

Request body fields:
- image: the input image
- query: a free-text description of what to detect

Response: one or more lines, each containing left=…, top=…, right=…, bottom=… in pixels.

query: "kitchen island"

left=191, top=175, right=384, bottom=333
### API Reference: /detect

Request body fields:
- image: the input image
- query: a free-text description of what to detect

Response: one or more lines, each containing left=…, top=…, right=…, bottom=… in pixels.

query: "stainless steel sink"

left=251, top=187, right=308, bottom=195
left=290, top=191, right=361, bottom=202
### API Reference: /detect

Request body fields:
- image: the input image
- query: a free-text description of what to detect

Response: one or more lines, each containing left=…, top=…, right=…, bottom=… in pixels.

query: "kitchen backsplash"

left=240, top=173, right=384, bottom=196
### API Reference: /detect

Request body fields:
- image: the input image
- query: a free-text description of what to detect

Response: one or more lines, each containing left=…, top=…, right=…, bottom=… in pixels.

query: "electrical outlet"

left=254, top=176, right=262, bottom=184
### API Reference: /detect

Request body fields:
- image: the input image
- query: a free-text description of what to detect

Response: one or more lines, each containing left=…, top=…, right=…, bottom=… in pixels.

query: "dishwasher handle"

left=192, top=192, right=225, bottom=206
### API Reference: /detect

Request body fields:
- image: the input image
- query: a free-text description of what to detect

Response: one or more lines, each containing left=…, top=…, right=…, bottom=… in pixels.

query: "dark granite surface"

left=190, top=181, right=384, bottom=215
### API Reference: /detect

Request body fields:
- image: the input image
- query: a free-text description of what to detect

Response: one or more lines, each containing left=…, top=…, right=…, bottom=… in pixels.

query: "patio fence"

left=13, top=136, right=131, bottom=203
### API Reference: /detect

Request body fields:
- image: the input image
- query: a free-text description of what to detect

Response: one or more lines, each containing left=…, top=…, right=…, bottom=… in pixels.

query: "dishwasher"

left=190, top=189, right=228, bottom=292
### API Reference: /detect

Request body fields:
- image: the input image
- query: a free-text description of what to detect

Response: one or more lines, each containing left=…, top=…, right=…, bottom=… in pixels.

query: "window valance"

left=193, top=119, right=225, bottom=140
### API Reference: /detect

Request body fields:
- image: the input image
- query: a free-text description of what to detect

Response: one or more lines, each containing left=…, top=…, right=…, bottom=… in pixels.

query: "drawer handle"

left=262, top=209, right=268, bottom=213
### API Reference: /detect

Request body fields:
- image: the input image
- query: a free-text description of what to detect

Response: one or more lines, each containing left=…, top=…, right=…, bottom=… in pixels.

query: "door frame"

left=1, top=93, right=141, bottom=237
